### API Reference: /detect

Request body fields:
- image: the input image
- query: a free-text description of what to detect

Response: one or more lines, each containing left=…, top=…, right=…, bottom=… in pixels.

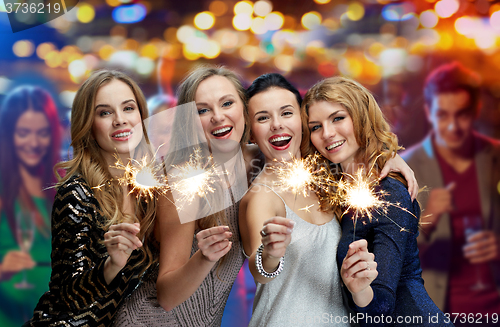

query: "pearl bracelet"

left=255, top=244, right=284, bottom=278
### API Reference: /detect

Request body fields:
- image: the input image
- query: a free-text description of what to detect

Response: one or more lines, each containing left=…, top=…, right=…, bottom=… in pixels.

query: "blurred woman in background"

left=0, top=86, right=62, bottom=327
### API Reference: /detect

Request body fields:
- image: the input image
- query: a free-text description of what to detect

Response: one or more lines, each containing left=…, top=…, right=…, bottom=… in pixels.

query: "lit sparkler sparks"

left=299, top=204, right=315, bottom=213
left=167, top=147, right=222, bottom=211
left=112, top=154, right=167, bottom=201
left=272, top=153, right=328, bottom=197
left=334, top=168, right=416, bottom=240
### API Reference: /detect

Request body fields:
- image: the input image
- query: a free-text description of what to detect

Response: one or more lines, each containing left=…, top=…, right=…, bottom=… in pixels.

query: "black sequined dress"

left=23, top=174, right=145, bottom=327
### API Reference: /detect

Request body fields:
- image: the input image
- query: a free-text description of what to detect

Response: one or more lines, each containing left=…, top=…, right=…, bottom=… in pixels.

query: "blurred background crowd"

left=1, top=0, right=499, bottom=326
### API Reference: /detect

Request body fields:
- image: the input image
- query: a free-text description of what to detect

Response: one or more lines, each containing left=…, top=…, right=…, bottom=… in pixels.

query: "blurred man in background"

left=402, top=62, right=500, bottom=326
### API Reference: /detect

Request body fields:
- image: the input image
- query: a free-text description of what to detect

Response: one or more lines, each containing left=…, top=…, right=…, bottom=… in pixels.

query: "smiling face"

left=248, top=87, right=302, bottom=163
left=91, top=79, right=143, bottom=164
left=427, top=90, right=474, bottom=151
left=308, top=101, right=360, bottom=173
left=14, top=109, right=51, bottom=168
left=194, top=75, right=245, bottom=153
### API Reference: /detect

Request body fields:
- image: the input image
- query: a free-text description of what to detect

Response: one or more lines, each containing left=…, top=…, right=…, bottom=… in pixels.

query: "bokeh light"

left=438, top=32, right=454, bottom=50
left=45, top=51, right=62, bottom=68
left=347, top=2, right=365, bottom=21
left=36, top=43, right=56, bottom=60
left=234, top=1, right=253, bottom=15
left=210, top=1, right=228, bottom=16
left=204, top=40, right=221, bottom=59
left=265, top=12, right=284, bottom=31
left=382, top=2, right=415, bottom=21
left=435, top=0, right=459, bottom=19
left=339, top=57, right=362, bottom=78
left=254, top=1, right=272, bottom=17
left=251, top=17, right=267, bottom=34
left=274, top=54, right=294, bottom=72
left=318, top=61, right=336, bottom=77
left=475, top=32, right=496, bottom=49
left=99, top=45, right=115, bottom=60
left=106, top=0, right=121, bottom=7
left=77, top=4, right=96, bottom=23
left=109, top=51, right=138, bottom=69
left=240, top=45, right=259, bottom=62
left=490, top=11, right=500, bottom=31
left=68, top=60, right=87, bottom=78
left=233, top=13, right=252, bottom=31
left=177, top=25, right=196, bottom=43
left=13, top=40, right=35, bottom=57
left=314, top=0, right=331, bottom=4
left=380, top=48, right=406, bottom=76
left=420, top=10, right=439, bottom=28
left=455, top=16, right=476, bottom=36
left=214, top=29, right=239, bottom=50
left=136, top=57, right=155, bottom=76
left=301, top=12, right=322, bottom=30
left=112, top=4, right=147, bottom=24
left=194, top=12, right=215, bottom=30
left=140, top=43, right=159, bottom=60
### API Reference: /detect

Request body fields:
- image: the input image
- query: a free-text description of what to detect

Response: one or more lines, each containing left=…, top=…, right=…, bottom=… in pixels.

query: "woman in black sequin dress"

left=23, top=70, right=157, bottom=327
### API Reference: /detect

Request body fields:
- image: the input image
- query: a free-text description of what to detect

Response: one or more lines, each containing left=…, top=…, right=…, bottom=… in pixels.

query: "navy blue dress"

left=337, top=177, right=453, bottom=326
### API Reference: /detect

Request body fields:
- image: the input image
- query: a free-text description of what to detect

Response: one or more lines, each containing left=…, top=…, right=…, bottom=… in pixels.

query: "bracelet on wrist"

left=255, top=244, right=284, bottom=278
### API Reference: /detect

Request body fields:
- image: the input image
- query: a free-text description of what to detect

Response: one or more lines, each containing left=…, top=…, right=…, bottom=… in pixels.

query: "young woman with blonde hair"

left=24, top=70, right=157, bottom=326
left=303, top=76, right=452, bottom=326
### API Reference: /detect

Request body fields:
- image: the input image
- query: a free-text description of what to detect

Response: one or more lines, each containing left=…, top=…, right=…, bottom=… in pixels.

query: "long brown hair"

left=301, top=76, right=405, bottom=219
left=54, top=70, right=156, bottom=274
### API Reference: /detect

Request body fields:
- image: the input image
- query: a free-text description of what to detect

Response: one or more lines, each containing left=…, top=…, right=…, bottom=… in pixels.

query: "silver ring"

left=260, top=228, right=267, bottom=237
left=366, top=262, right=371, bottom=271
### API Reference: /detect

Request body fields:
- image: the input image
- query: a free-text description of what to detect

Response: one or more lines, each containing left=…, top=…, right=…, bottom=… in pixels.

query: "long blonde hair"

left=301, top=76, right=405, bottom=218
left=54, top=70, right=156, bottom=274
left=169, top=65, right=248, bottom=231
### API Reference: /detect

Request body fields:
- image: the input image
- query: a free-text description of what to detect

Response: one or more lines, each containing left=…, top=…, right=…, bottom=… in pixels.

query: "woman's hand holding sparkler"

left=196, top=226, right=233, bottom=262
left=260, top=217, right=295, bottom=260
left=379, top=154, right=419, bottom=201
left=103, top=222, right=143, bottom=284
left=340, top=239, right=378, bottom=308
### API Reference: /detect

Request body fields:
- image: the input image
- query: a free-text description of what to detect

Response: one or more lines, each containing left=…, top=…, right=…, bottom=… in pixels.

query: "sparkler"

left=333, top=168, right=416, bottom=241
left=272, top=153, right=327, bottom=196
left=271, top=153, right=329, bottom=211
left=167, top=147, right=222, bottom=213
left=112, top=154, right=167, bottom=201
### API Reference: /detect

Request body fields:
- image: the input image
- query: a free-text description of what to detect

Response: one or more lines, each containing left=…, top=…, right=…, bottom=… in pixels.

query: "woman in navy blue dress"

left=301, top=76, right=453, bottom=326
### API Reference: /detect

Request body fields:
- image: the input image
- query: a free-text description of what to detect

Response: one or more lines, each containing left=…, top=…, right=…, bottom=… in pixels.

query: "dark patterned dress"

left=337, top=177, right=453, bottom=327
left=23, top=174, right=145, bottom=327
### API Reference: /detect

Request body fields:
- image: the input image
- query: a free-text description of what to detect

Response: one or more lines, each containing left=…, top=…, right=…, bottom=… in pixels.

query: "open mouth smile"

left=112, top=129, right=133, bottom=141
left=211, top=126, right=233, bottom=138
left=326, top=140, right=345, bottom=151
left=268, top=134, right=292, bottom=150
